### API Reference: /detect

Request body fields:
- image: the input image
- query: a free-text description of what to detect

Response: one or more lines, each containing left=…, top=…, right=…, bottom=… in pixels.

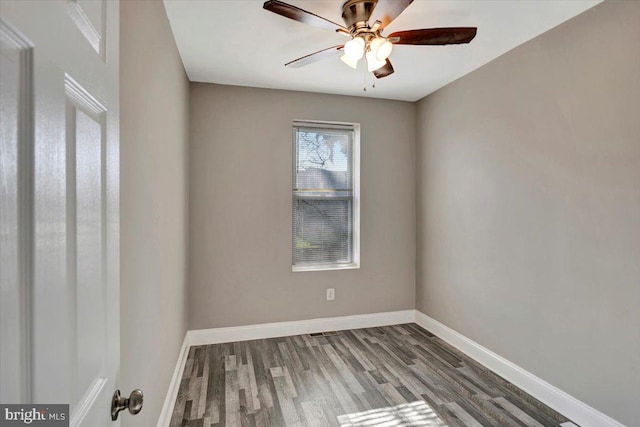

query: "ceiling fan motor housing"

left=341, top=0, right=378, bottom=29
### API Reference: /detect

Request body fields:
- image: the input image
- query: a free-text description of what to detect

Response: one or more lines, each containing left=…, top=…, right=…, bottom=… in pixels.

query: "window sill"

left=292, top=262, right=360, bottom=273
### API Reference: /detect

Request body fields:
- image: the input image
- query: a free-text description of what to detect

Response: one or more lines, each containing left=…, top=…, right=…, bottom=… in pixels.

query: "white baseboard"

left=156, top=309, right=414, bottom=426
left=414, top=310, right=624, bottom=427
left=187, top=309, right=415, bottom=346
left=156, top=334, right=190, bottom=427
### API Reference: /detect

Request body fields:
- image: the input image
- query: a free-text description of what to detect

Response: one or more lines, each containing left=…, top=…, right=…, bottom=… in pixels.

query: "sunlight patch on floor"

left=337, top=400, right=448, bottom=426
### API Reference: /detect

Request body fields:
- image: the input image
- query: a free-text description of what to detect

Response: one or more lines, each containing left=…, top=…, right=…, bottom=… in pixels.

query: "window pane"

left=295, top=127, right=352, bottom=190
left=293, top=198, right=352, bottom=265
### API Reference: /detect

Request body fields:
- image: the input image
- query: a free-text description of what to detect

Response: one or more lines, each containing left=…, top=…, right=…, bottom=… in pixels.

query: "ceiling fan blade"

left=285, top=45, right=344, bottom=68
left=388, top=27, right=477, bottom=45
left=373, top=59, right=394, bottom=79
left=263, top=0, right=348, bottom=33
left=369, top=0, right=414, bottom=29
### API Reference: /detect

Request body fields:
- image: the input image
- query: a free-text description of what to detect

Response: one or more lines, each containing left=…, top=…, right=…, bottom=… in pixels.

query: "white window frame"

left=292, top=120, right=360, bottom=272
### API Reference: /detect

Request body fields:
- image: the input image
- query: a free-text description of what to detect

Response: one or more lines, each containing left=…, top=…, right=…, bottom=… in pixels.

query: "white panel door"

left=0, top=1, right=119, bottom=426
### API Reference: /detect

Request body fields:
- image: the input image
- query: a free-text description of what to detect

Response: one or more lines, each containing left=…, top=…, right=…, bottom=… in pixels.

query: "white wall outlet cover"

left=326, top=288, right=335, bottom=301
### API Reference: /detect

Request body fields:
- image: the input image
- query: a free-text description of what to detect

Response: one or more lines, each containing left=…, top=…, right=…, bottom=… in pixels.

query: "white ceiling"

left=164, top=0, right=601, bottom=102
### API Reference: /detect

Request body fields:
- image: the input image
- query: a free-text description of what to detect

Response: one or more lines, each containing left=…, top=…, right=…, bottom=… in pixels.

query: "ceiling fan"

left=263, top=0, right=477, bottom=78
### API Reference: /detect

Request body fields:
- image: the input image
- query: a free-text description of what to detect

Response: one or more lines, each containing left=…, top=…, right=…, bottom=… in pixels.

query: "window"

left=292, top=121, right=360, bottom=271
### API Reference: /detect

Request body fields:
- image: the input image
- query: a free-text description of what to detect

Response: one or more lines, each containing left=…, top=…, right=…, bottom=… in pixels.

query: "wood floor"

left=169, top=323, right=574, bottom=427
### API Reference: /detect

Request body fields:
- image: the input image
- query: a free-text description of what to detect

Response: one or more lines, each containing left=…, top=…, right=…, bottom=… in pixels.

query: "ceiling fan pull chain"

left=363, top=63, right=367, bottom=92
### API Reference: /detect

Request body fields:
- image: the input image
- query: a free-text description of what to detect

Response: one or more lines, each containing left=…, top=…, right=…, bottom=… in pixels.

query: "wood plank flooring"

left=169, top=323, right=574, bottom=427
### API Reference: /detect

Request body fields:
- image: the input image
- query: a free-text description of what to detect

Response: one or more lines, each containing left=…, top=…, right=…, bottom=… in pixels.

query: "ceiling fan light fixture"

left=366, top=50, right=386, bottom=72
left=340, top=54, right=359, bottom=69
left=344, top=36, right=365, bottom=61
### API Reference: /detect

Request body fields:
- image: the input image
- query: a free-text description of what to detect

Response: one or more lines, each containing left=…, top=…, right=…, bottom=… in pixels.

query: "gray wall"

left=189, top=84, right=415, bottom=329
left=415, top=1, right=640, bottom=425
left=120, top=1, right=189, bottom=425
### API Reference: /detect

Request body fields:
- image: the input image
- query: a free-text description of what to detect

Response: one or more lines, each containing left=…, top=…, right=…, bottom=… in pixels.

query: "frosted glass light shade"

left=366, top=50, right=386, bottom=72
left=376, top=40, right=393, bottom=60
left=344, top=37, right=365, bottom=61
left=340, top=54, right=358, bottom=69
left=369, top=37, right=384, bottom=56
left=369, top=37, right=393, bottom=61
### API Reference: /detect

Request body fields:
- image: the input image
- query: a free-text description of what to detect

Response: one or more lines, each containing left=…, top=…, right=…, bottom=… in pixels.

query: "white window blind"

left=292, top=122, right=360, bottom=271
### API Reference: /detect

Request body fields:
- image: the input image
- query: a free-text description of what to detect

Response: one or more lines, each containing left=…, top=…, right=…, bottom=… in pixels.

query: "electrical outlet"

left=326, top=288, right=335, bottom=301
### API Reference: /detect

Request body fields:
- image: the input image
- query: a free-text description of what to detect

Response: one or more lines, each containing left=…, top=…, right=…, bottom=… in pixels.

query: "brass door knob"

left=111, top=389, right=143, bottom=420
